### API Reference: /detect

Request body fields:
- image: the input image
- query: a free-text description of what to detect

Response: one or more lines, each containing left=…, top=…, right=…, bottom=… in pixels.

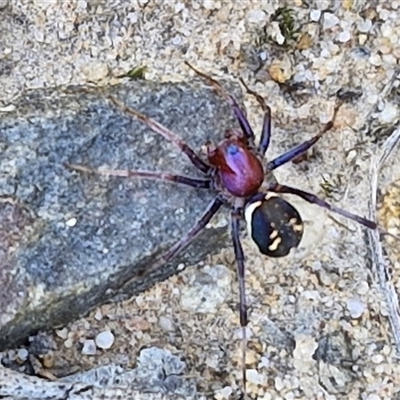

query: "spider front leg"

left=185, top=61, right=255, bottom=143
left=65, top=163, right=212, bottom=189
left=269, top=183, right=377, bottom=229
left=109, top=96, right=211, bottom=174
left=266, top=101, right=343, bottom=171
left=231, top=208, right=248, bottom=394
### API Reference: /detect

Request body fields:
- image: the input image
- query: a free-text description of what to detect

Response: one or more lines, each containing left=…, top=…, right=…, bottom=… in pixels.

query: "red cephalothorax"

left=207, top=137, right=264, bottom=197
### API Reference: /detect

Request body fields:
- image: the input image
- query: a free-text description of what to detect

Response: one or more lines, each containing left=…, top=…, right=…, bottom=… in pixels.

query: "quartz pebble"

left=346, top=298, right=366, bottom=319
left=247, top=9, right=266, bottom=23
left=323, top=13, right=339, bottom=30
left=81, top=339, right=96, bottom=355
left=159, top=316, right=174, bottom=331
left=378, top=102, right=399, bottom=124
left=95, top=331, right=115, bottom=350
left=17, top=348, right=29, bottom=362
left=310, top=9, right=321, bottom=22
left=214, top=386, right=233, bottom=400
left=337, top=30, right=351, bottom=42
left=358, top=19, right=372, bottom=33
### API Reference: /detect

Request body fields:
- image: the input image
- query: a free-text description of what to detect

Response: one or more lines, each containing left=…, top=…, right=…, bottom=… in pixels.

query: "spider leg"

left=65, top=163, right=211, bottom=189
left=269, top=183, right=377, bottom=229
left=160, top=197, right=223, bottom=262
left=109, top=96, right=211, bottom=174
left=231, top=208, right=248, bottom=394
left=238, top=78, right=272, bottom=157
left=266, top=101, right=343, bottom=171
left=185, top=61, right=255, bottom=142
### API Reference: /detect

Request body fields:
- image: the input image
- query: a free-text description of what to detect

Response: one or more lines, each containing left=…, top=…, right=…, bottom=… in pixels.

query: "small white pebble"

left=275, top=31, right=286, bottom=45
left=382, top=54, right=397, bottom=65
left=214, top=386, right=233, bottom=400
left=365, top=394, right=381, bottom=400
left=64, top=338, right=73, bottom=348
left=356, top=281, right=369, bottom=295
left=337, top=30, right=351, bottom=43
left=378, top=9, right=390, bottom=21
left=81, top=339, right=97, bottom=355
left=375, top=364, right=385, bottom=374
left=382, top=345, right=392, bottom=356
left=358, top=34, right=368, bottom=45
left=310, top=9, right=321, bottom=22
left=65, top=217, right=77, bottom=227
left=320, top=48, right=331, bottom=58
left=284, top=392, right=295, bottom=400
left=358, top=19, right=372, bottom=33
left=77, top=0, right=87, bottom=9
left=287, top=295, right=296, bottom=303
left=378, top=102, right=399, bottom=124
left=346, top=298, right=366, bottom=319
left=94, top=309, right=103, bottom=321
left=259, top=51, right=267, bottom=61
left=177, top=263, right=185, bottom=271
left=369, top=53, right=382, bottom=66
left=275, top=376, right=284, bottom=391
left=159, top=316, right=174, bottom=331
left=17, top=348, right=29, bottom=361
left=34, top=29, right=44, bottom=42
left=203, top=0, right=217, bottom=10
left=246, top=369, right=264, bottom=385
left=371, top=354, right=384, bottom=364
left=127, top=12, right=138, bottom=23
left=171, top=35, right=182, bottom=45
left=55, top=327, right=69, bottom=339
left=323, top=13, right=339, bottom=30
left=345, top=149, right=357, bottom=163
left=247, top=9, right=266, bottom=23
left=366, top=93, right=379, bottom=105
left=175, top=2, right=185, bottom=12
left=318, top=270, right=334, bottom=286
left=326, top=396, right=337, bottom=400
left=258, top=356, right=270, bottom=368
left=95, top=330, right=115, bottom=349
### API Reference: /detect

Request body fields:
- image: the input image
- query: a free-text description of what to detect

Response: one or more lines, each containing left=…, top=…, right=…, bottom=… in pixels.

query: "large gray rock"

left=0, top=80, right=239, bottom=350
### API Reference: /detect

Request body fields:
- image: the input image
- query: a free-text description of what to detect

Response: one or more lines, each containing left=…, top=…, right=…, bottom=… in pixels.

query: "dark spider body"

left=67, top=62, right=378, bottom=397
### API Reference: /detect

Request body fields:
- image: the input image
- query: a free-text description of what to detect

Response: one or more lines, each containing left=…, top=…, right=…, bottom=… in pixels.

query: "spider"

left=67, top=62, right=377, bottom=396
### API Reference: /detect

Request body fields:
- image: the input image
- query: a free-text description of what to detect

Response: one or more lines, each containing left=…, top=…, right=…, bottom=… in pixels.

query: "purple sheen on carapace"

left=208, top=139, right=264, bottom=197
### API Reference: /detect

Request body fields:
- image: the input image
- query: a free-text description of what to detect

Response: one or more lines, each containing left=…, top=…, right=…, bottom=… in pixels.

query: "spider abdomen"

left=245, top=193, right=304, bottom=257
left=208, top=139, right=264, bottom=197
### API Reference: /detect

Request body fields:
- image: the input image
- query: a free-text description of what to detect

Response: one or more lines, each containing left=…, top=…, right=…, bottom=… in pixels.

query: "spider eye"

left=244, top=194, right=304, bottom=257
